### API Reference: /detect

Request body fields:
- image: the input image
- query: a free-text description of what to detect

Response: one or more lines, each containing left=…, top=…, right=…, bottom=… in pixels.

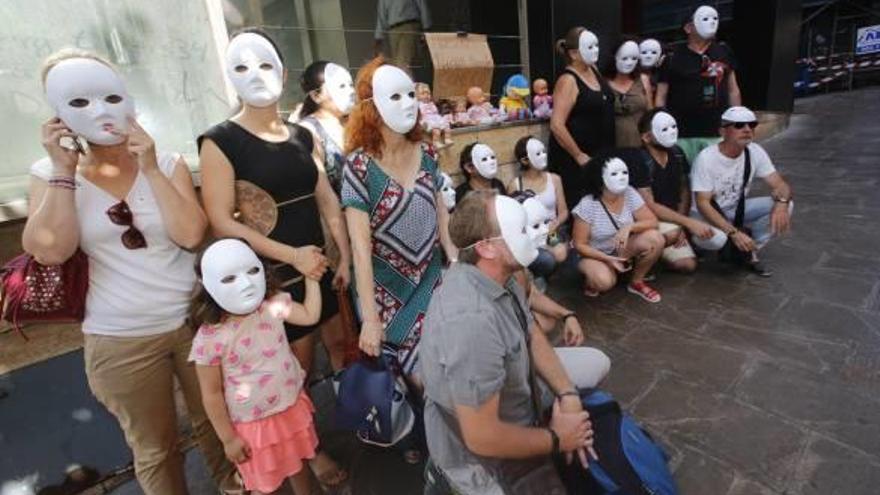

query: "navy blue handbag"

left=334, top=356, right=414, bottom=447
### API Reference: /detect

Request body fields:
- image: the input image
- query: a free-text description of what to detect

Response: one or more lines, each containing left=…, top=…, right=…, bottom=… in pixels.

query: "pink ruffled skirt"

left=233, top=392, right=318, bottom=493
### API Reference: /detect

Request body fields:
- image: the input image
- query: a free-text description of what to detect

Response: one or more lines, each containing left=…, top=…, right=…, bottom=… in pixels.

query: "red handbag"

left=0, top=249, right=89, bottom=340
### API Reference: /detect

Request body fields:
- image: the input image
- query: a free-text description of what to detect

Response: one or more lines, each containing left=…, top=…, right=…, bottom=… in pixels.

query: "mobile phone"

left=60, top=134, right=86, bottom=154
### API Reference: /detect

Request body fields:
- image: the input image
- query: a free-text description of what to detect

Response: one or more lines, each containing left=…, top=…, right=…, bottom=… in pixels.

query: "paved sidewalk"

left=2, top=87, right=878, bottom=495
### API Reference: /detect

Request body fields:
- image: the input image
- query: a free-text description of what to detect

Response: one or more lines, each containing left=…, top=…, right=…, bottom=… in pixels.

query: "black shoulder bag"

left=711, top=147, right=752, bottom=264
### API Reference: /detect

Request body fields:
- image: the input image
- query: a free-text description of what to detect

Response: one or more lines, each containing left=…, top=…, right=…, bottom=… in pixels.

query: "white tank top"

left=518, top=173, right=558, bottom=219
left=30, top=153, right=197, bottom=337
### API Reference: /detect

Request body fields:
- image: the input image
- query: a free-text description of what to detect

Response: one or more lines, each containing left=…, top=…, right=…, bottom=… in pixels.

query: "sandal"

left=311, top=451, right=348, bottom=491
left=627, top=281, right=661, bottom=303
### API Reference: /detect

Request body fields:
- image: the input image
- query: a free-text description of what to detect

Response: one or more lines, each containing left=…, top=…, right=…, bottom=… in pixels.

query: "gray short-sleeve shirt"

left=420, top=263, right=537, bottom=493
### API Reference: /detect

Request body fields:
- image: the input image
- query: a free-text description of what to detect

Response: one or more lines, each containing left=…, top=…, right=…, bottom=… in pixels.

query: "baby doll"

left=416, top=82, right=453, bottom=147
left=532, top=78, right=553, bottom=119
left=451, top=99, right=473, bottom=127
left=499, top=74, right=531, bottom=120
left=466, top=86, right=501, bottom=124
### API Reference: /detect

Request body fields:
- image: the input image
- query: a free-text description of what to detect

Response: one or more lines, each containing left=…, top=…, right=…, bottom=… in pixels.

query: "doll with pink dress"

left=416, top=82, right=453, bottom=147
left=466, top=86, right=504, bottom=124
left=190, top=238, right=321, bottom=495
left=452, top=99, right=473, bottom=127
left=532, top=78, right=553, bottom=119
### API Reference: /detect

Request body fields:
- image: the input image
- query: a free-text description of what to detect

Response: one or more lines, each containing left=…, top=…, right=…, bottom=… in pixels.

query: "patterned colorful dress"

left=340, top=143, right=444, bottom=374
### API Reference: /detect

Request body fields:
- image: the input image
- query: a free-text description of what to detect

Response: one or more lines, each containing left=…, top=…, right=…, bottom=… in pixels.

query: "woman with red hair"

left=342, top=57, right=457, bottom=383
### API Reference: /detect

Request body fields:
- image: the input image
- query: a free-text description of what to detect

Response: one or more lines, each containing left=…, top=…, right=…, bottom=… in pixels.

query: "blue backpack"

left=558, top=389, right=680, bottom=495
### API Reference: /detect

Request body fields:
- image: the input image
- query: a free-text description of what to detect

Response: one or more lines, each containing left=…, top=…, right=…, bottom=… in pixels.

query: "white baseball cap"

left=721, top=106, right=757, bottom=124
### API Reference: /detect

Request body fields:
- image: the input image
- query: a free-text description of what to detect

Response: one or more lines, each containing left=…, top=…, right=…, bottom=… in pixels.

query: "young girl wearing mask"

left=190, top=238, right=321, bottom=495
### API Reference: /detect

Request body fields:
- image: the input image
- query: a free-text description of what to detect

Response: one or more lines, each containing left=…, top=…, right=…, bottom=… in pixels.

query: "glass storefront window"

left=0, top=0, right=231, bottom=205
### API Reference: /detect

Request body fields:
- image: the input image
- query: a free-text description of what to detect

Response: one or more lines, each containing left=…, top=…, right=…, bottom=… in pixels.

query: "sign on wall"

left=856, top=24, right=880, bottom=55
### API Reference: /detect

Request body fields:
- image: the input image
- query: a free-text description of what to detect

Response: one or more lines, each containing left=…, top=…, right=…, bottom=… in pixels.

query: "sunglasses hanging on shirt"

left=106, top=200, right=147, bottom=249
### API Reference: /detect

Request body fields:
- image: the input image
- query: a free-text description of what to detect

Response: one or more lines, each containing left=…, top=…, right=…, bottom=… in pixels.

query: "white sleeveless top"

left=30, top=153, right=197, bottom=337
left=535, top=174, right=557, bottom=217
left=518, top=173, right=558, bottom=219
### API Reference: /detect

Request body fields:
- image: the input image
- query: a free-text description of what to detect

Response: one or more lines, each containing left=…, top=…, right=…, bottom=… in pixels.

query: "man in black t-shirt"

left=625, top=109, right=715, bottom=272
left=655, top=4, right=742, bottom=164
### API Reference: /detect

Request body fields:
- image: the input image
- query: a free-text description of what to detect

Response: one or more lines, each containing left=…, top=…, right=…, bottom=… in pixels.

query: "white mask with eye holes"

left=639, top=39, right=662, bottom=69
left=440, top=172, right=456, bottom=211
left=525, top=138, right=548, bottom=170
left=615, top=41, right=640, bottom=75
left=226, top=33, right=284, bottom=108
left=201, top=239, right=267, bottom=315
left=602, top=158, right=630, bottom=195
left=522, top=198, right=552, bottom=248
left=495, top=196, right=539, bottom=267
left=372, top=65, right=418, bottom=134
left=693, top=6, right=719, bottom=40
left=471, top=143, right=498, bottom=180
left=578, top=30, right=600, bottom=65
left=45, top=58, right=135, bottom=146
left=651, top=111, right=679, bottom=148
left=323, top=63, right=355, bottom=115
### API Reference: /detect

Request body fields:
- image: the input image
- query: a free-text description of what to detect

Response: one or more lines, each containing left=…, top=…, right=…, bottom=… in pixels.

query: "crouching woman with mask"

left=571, top=156, right=665, bottom=302
left=21, top=49, right=237, bottom=494
left=420, top=191, right=610, bottom=494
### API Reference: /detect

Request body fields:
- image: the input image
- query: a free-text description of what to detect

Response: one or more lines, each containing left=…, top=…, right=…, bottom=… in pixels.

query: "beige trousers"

left=84, top=324, right=239, bottom=495
left=387, top=21, right=421, bottom=69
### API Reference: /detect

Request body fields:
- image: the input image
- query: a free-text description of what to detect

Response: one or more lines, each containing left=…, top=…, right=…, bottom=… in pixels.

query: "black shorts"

left=283, top=270, right=340, bottom=342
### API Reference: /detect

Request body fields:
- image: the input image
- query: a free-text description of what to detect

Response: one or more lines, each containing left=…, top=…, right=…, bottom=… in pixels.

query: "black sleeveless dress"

left=198, top=120, right=339, bottom=341
left=548, top=67, right=616, bottom=210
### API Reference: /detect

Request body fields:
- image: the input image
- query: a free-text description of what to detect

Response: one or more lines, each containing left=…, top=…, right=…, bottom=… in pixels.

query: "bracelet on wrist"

left=557, top=389, right=579, bottom=400
left=562, top=312, right=577, bottom=322
left=726, top=228, right=738, bottom=237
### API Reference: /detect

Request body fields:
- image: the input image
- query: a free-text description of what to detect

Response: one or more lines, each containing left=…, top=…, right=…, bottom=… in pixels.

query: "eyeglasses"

left=723, top=121, right=758, bottom=130
left=106, top=200, right=148, bottom=249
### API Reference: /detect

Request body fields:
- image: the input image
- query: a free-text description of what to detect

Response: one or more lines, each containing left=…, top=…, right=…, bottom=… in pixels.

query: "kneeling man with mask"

left=420, top=191, right=611, bottom=494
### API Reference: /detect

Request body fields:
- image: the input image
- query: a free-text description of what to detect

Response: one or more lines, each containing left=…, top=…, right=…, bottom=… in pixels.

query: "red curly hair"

left=344, top=56, right=423, bottom=158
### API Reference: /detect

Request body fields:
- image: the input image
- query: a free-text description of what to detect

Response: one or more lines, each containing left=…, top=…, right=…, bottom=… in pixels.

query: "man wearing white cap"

left=655, top=4, right=742, bottom=163
left=689, top=106, right=793, bottom=276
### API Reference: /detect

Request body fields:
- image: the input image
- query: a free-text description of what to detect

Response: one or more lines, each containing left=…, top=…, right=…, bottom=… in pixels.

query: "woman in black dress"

left=198, top=29, right=349, bottom=489
left=549, top=26, right=616, bottom=210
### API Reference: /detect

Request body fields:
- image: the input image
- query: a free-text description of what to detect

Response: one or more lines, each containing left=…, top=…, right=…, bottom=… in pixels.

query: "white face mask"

left=495, top=196, right=539, bottom=267
left=226, top=33, right=284, bottom=108
left=602, top=158, right=630, bottom=195
left=323, top=63, right=355, bottom=115
left=440, top=172, right=456, bottom=211
left=525, top=138, right=547, bottom=170
left=372, top=65, right=418, bottom=134
left=651, top=111, right=679, bottom=148
left=522, top=198, right=551, bottom=248
left=615, top=41, right=640, bottom=75
left=639, top=39, right=662, bottom=68
left=201, top=239, right=267, bottom=315
left=45, top=58, right=134, bottom=146
left=578, top=30, right=600, bottom=66
left=693, top=6, right=719, bottom=40
left=471, top=143, right=498, bottom=180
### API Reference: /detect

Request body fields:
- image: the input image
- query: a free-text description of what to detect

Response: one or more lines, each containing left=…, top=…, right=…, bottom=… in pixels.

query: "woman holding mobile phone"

left=21, top=49, right=237, bottom=495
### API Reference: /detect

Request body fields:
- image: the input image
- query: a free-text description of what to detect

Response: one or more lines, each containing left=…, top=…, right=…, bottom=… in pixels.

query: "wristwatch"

left=726, top=228, right=739, bottom=238
left=562, top=312, right=577, bottom=322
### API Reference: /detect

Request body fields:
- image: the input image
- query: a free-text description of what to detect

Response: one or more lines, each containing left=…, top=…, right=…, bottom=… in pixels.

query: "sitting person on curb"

left=629, top=108, right=715, bottom=273
left=420, top=191, right=611, bottom=494
left=690, top=106, right=793, bottom=276
left=572, top=155, right=665, bottom=302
